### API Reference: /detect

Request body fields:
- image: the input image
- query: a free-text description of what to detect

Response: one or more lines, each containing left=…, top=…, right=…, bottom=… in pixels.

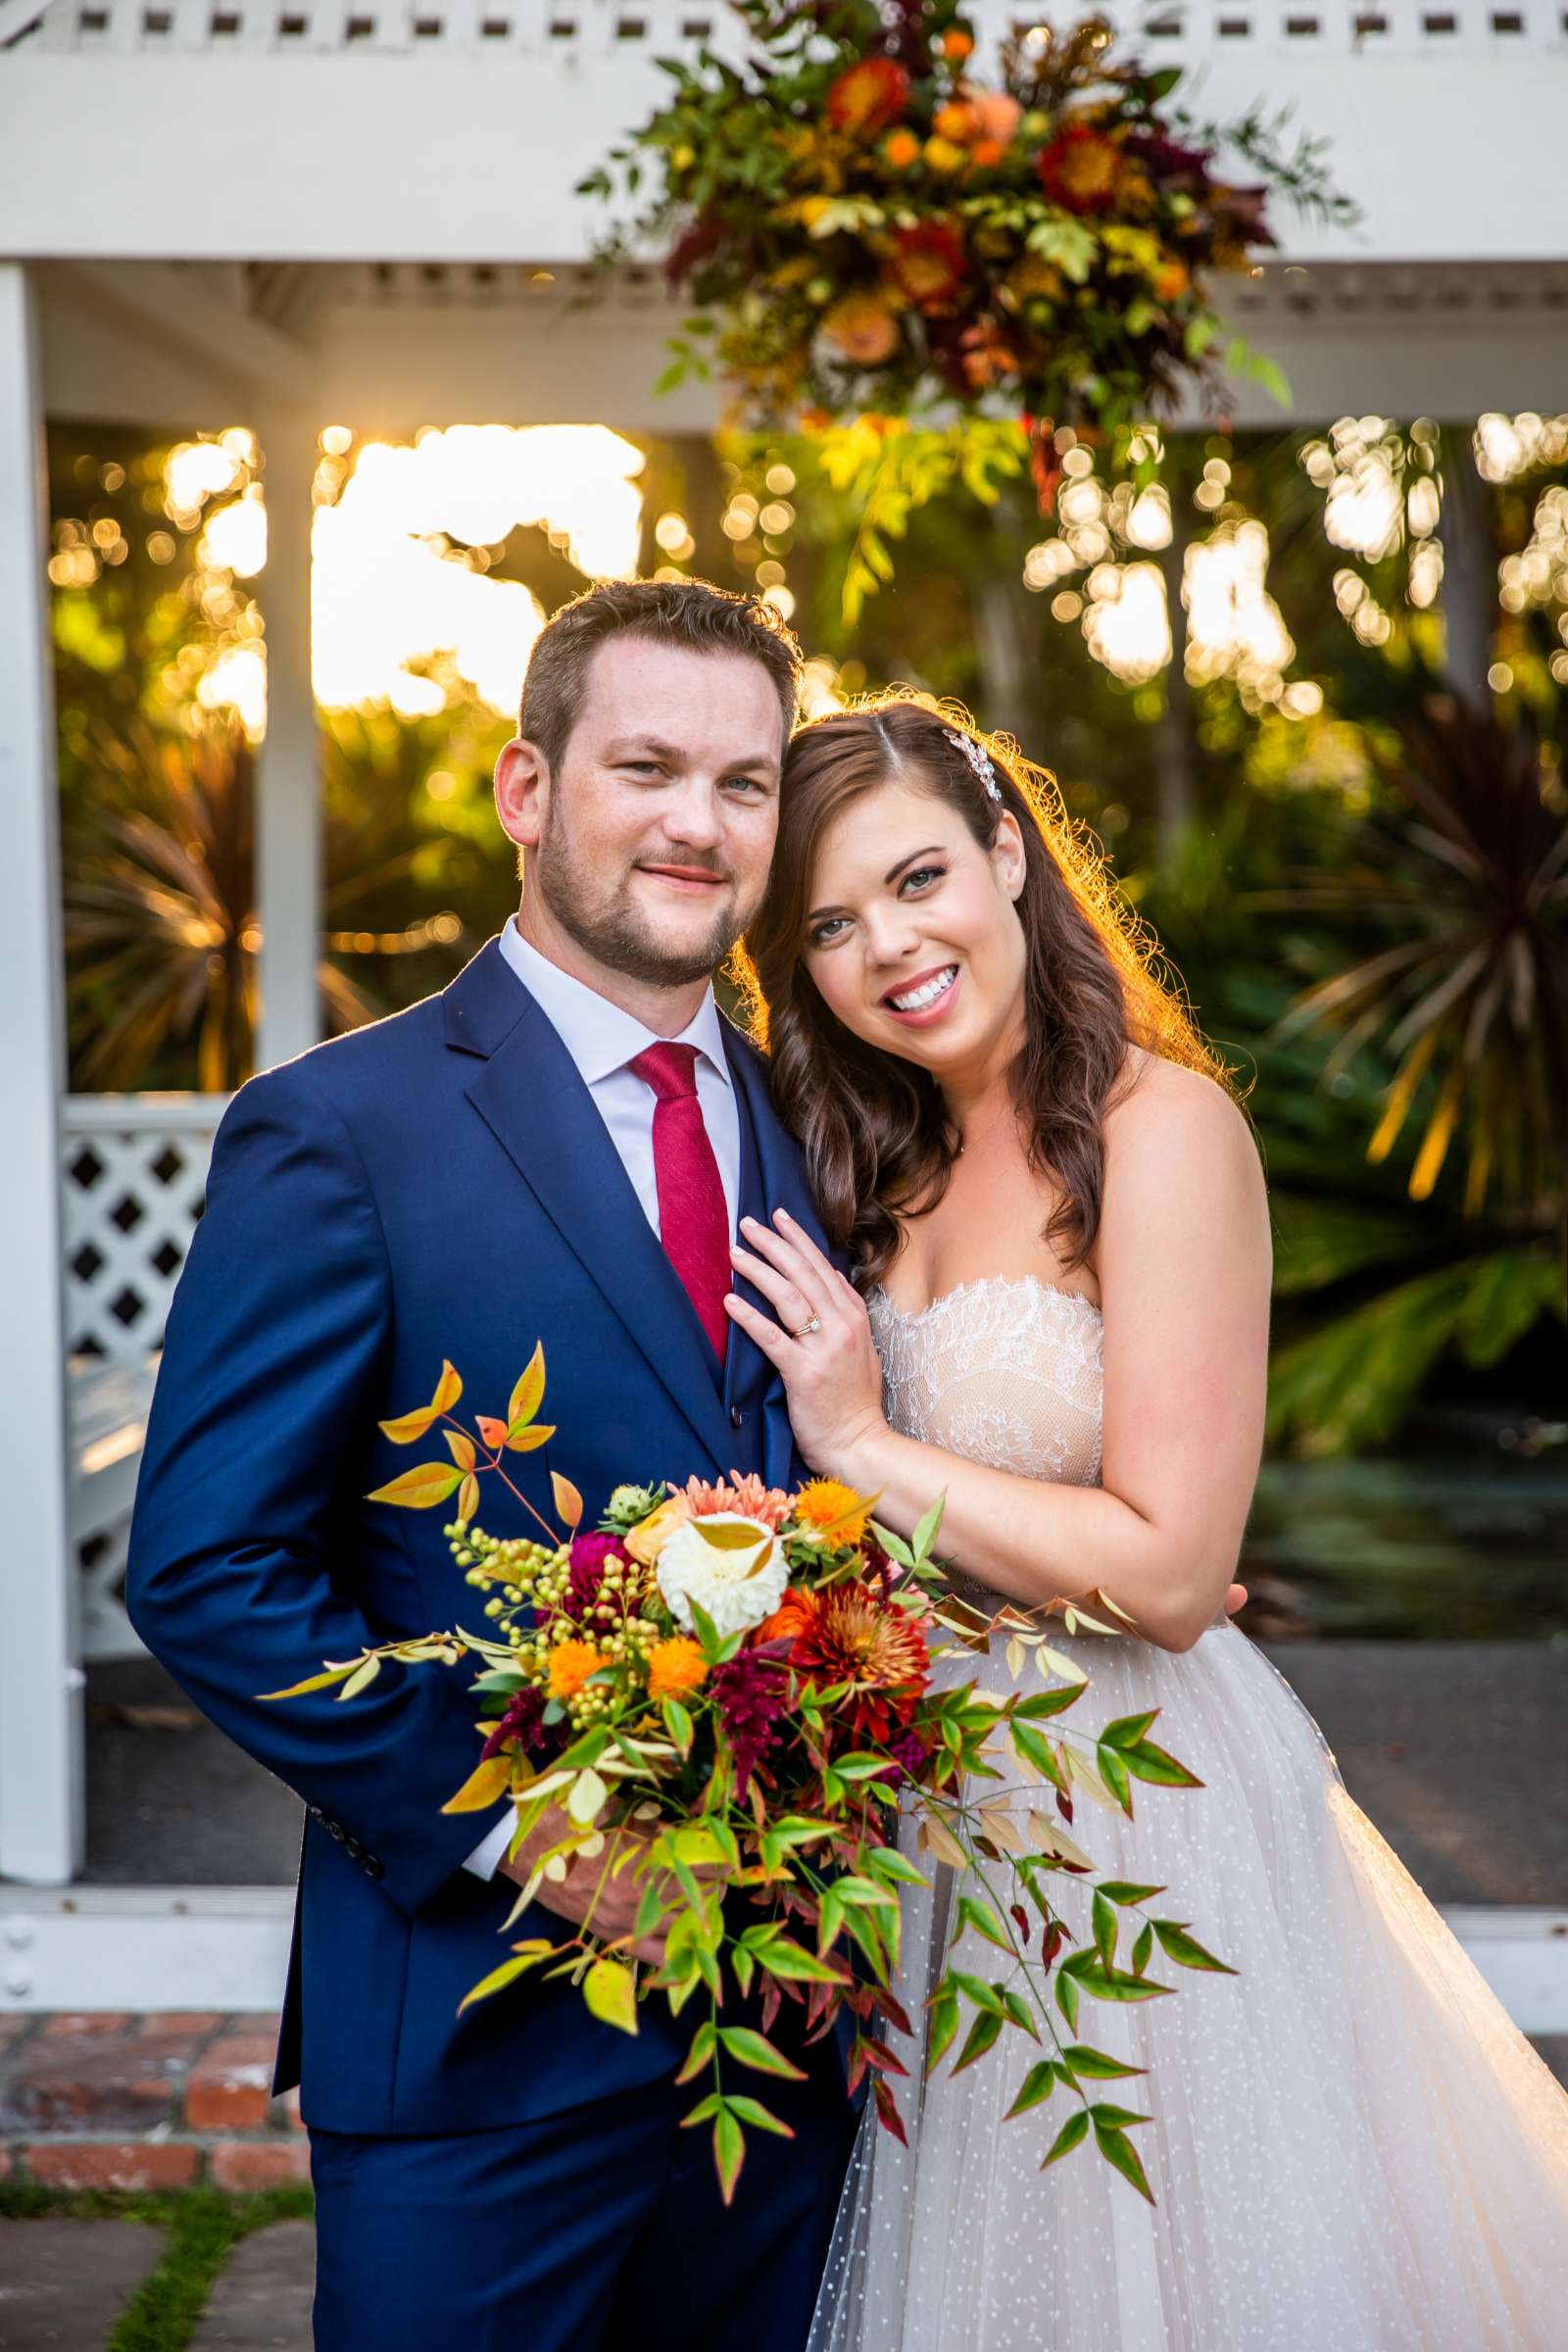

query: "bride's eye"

left=808, top=915, right=849, bottom=948
left=901, top=863, right=946, bottom=895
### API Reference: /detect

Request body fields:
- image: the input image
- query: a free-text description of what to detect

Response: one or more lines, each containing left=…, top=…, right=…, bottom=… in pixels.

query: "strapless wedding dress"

left=807, top=1276, right=1568, bottom=2352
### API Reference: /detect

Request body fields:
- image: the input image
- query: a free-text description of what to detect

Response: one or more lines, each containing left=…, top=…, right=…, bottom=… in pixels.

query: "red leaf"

left=476, top=1415, right=509, bottom=1449
left=872, top=2077, right=909, bottom=2146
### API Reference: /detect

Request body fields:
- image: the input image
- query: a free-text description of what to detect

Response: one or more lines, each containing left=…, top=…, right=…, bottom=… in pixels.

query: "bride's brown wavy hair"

left=731, top=693, right=1231, bottom=1285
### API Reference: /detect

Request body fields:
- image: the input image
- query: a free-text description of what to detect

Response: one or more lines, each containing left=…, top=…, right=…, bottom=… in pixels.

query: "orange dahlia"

left=646, top=1638, right=709, bottom=1702
left=755, top=1585, right=819, bottom=1650
left=791, top=1584, right=930, bottom=1741
left=821, top=293, right=902, bottom=366
left=547, top=1639, right=602, bottom=1701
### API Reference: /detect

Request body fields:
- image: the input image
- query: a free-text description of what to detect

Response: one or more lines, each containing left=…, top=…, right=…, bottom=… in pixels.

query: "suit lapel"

left=447, top=941, right=735, bottom=1468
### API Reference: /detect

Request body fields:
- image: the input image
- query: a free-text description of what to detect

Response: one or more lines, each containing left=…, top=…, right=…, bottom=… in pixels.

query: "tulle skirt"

left=807, top=1620, right=1568, bottom=2352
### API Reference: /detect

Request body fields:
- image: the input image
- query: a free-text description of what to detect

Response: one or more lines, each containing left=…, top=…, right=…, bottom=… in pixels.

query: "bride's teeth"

left=890, top=966, right=956, bottom=1012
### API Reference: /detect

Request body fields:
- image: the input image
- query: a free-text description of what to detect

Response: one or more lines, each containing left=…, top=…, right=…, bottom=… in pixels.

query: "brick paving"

left=0, top=2013, right=305, bottom=2192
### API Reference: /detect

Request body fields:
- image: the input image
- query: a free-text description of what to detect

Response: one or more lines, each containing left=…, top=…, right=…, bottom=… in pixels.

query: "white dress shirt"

left=465, top=919, right=741, bottom=1881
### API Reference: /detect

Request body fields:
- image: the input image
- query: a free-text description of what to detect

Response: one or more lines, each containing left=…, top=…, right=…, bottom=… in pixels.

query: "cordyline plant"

left=265, top=1345, right=1230, bottom=2205
left=576, top=1, right=1351, bottom=611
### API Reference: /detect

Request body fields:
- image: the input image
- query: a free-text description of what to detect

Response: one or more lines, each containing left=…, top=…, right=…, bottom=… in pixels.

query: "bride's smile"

left=800, top=777, right=1028, bottom=1080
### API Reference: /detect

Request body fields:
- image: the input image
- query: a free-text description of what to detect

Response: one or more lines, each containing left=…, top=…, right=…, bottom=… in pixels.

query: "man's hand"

left=497, top=1806, right=721, bottom=1966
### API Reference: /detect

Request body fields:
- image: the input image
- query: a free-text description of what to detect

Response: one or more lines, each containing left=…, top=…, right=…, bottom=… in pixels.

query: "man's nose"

left=660, top=777, right=724, bottom=851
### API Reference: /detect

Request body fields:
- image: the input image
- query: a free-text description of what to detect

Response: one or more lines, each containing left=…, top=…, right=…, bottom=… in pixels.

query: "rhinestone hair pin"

left=950, top=727, right=1003, bottom=803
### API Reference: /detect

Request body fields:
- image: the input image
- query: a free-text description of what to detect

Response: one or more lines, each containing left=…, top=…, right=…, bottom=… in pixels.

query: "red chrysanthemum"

left=792, top=1584, right=930, bottom=1742
left=825, top=57, right=910, bottom=139
left=888, top=221, right=967, bottom=311
left=1036, top=122, right=1123, bottom=217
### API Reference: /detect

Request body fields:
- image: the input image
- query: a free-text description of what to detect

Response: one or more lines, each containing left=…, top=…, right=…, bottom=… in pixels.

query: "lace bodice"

left=866, top=1274, right=1103, bottom=1490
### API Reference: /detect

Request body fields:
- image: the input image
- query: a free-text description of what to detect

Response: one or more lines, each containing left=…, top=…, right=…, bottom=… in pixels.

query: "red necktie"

left=629, top=1043, right=731, bottom=1360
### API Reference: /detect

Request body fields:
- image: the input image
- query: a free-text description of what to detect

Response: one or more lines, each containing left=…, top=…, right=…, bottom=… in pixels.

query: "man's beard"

left=533, top=813, right=753, bottom=988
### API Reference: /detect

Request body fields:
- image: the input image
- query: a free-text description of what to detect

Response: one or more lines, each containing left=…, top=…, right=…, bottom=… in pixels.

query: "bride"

left=721, top=694, right=1568, bottom=2351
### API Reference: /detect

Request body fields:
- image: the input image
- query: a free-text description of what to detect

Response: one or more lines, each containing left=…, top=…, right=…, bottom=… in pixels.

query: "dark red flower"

left=711, top=1651, right=791, bottom=1796
left=566, top=1532, right=627, bottom=1617
left=479, top=1684, right=549, bottom=1763
left=888, top=221, right=967, bottom=311
left=877, top=1728, right=931, bottom=1791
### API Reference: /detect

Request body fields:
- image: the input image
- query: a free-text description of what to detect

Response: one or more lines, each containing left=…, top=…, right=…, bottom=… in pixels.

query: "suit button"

left=327, top=1820, right=345, bottom=1842
left=730, top=1405, right=745, bottom=1430
left=307, top=1806, right=323, bottom=1824
left=344, top=1836, right=365, bottom=1861
left=363, top=1855, right=385, bottom=1879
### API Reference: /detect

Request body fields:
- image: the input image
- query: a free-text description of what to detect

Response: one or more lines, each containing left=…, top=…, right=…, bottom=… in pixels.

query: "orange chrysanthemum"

left=791, top=1584, right=930, bottom=1741
left=547, top=1639, right=602, bottom=1701
left=1037, top=122, right=1124, bottom=217
left=794, top=1478, right=870, bottom=1545
left=646, top=1638, right=710, bottom=1702
left=681, top=1472, right=794, bottom=1530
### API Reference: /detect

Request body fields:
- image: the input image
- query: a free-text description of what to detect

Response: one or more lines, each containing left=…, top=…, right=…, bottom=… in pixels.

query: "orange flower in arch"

left=826, top=57, right=910, bottom=139
left=1037, top=122, right=1124, bottom=217
left=888, top=222, right=967, bottom=311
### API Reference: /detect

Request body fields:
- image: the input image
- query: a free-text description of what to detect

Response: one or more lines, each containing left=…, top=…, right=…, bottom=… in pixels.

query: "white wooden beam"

left=51, top=260, right=314, bottom=407
left=0, top=261, right=82, bottom=1887
left=255, top=414, right=321, bottom=1071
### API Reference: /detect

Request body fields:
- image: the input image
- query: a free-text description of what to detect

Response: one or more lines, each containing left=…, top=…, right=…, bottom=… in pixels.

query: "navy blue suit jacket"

left=125, top=936, right=835, bottom=2136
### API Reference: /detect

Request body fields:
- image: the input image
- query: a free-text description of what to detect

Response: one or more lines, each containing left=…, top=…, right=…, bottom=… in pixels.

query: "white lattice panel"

left=60, top=1099, right=224, bottom=1660
left=62, top=1097, right=224, bottom=1365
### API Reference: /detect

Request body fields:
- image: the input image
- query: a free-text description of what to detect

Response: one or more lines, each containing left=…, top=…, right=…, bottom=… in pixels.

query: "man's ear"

left=494, top=737, right=549, bottom=855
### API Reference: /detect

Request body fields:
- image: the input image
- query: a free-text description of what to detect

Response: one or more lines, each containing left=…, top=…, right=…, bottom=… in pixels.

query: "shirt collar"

left=498, top=917, right=733, bottom=1092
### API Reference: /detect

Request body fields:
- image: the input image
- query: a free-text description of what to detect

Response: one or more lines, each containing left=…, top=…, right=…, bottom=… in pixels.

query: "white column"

left=0, top=263, right=83, bottom=1888
left=255, top=413, right=320, bottom=1072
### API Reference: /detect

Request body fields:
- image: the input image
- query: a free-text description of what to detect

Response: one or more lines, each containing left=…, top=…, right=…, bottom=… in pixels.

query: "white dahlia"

left=655, top=1512, right=790, bottom=1640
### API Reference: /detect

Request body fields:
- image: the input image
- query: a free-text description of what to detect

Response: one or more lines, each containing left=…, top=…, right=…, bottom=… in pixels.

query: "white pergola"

left=1, top=0, right=1565, bottom=2003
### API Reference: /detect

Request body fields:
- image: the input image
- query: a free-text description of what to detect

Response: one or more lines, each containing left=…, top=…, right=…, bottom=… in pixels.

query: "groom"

left=125, top=579, right=859, bottom=2350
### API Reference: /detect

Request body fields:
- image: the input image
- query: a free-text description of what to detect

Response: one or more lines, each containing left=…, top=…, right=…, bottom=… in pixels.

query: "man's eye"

left=722, top=775, right=766, bottom=796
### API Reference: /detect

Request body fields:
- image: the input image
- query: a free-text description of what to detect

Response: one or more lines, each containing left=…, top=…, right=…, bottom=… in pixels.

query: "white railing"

left=62, top=1094, right=224, bottom=1659
left=7, top=0, right=1562, bottom=65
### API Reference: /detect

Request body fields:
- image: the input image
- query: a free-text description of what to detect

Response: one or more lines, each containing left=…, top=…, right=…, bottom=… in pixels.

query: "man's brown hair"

left=518, top=577, right=803, bottom=772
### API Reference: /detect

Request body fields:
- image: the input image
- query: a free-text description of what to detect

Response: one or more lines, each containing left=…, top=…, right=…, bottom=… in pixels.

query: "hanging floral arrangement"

left=578, top=2, right=1352, bottom=609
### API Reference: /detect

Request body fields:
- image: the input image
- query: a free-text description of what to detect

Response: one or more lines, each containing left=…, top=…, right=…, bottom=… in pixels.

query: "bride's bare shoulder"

left=1102, top=1047, right=1261, bottom=1185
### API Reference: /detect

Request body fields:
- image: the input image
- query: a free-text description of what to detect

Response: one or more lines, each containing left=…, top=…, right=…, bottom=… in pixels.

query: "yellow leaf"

left=552, top=1472, right=584, bottom=1532
left=366, top=1461, right=465, bottom=1509
left=441, top=1754, right=514, bottom=1814
left=379, top=1359, right=464, bottom=1446
left=508, top=1342, right=546, bottom=1432
left=976, top=1805, right=1026, bottom=1854
left=337, top=1656, right=381, bottom=1701
left=445, top=1430, right=476, bottom=1472
left=377, top=1402, right=440, bottom=1446
left=457, top=1473, right=480, bottom=1527
left=506, top=1424, right=557, bottom=1453
left=583, top=1956, right=640, bottom=2035
left=256, top=1664, right=361, bottom=1701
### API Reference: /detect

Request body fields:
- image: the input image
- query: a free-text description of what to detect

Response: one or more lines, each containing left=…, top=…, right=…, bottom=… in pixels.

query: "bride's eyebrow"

left=806, top=845, right=947, bottom=925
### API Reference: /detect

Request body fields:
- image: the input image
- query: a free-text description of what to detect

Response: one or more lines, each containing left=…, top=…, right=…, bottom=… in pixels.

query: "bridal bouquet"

left=264, top=1346, right=1229, bottom=2203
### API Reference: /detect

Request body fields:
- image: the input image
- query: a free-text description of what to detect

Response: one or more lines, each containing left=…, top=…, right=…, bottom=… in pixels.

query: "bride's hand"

left=724, top=1209, right=887, bottom=1475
